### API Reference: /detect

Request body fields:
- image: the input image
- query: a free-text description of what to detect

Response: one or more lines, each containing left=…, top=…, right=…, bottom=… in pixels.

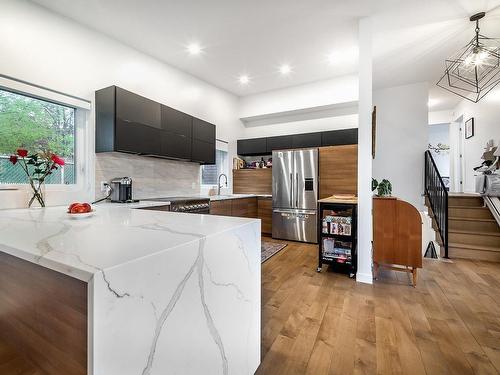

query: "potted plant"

left=372, top=178, right=392, bottom=197
left=9, top=148, right=65, bottom=207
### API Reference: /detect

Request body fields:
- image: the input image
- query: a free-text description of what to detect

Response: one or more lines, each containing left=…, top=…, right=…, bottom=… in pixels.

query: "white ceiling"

left=31, top=0, right=500, bottom=103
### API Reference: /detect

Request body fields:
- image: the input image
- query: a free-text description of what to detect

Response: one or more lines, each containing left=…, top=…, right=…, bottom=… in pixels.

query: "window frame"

left=200, top=140, right=229, bottom=189
left=0, top=76, right=91, bottom=194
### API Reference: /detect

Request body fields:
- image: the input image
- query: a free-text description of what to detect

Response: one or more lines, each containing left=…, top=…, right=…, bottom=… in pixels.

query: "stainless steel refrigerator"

left=272, top=148, right=318, bottom=243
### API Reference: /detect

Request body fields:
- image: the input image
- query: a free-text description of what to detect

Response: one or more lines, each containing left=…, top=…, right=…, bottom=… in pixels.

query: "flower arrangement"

left=9, top=148, right=65, bottom=207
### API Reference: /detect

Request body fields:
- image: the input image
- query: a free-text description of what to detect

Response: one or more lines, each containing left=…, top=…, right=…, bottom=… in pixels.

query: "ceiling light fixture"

left=187, top=43, right=202, bottom=56
left=239, top=75, right=250, bottom=85
left=279, top=64, right=292, bottom=75
left=437, top=12, right=500, bottom=103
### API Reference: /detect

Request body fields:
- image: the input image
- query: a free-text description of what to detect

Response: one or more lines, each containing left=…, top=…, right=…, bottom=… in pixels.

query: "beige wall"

left=95, top=153, right=200, bottom=200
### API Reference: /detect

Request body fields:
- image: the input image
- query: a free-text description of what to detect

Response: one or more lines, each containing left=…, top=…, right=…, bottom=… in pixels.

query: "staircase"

left=447, top=194, right=500, bottom=261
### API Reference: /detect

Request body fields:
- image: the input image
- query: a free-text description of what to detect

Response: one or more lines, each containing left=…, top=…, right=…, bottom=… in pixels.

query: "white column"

left=356, top=17, right=373, bottom=284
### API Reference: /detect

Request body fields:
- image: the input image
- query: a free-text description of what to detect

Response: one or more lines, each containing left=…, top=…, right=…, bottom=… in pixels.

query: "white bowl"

left=67, top=210, right=95, bottom=219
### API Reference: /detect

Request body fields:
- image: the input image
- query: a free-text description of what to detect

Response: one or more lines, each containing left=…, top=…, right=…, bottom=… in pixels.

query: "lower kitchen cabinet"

left=210, top=197, right=271, bottom=234
left=231, top=198, right=257, bottom=218
left=257, top=197, right=272, bottom=235
left=210, top=200, right=232, bottom=216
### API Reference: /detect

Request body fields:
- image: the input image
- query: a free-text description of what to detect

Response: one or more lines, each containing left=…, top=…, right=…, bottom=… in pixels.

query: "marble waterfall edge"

left=92, top=221, right=261, bottom=375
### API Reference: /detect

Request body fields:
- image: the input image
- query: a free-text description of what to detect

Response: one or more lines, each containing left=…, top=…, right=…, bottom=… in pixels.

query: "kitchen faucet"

left=217, top=173, right=228, bottom=195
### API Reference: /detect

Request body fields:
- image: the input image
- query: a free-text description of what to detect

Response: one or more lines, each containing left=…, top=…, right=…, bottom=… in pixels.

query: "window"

left=0, top=88, right=76, bottom=184
left=201, top=148, right=228, bottom=186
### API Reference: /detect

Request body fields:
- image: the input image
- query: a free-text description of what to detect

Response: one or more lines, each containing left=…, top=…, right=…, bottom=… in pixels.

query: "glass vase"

left=28, top=180, right=46, bottom=208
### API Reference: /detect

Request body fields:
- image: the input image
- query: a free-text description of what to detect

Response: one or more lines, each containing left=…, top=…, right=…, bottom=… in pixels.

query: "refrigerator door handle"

left=296, top=173, right=299, bottom=207
left=290, top=173, right=293, bottom=207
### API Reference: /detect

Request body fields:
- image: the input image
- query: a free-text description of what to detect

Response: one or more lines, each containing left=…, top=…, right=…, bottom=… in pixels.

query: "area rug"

left=261, top=241, right=287, bottom=263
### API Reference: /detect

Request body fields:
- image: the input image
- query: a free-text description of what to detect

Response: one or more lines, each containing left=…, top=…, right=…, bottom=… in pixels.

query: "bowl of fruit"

left=67, top=202, right=94, bottom=219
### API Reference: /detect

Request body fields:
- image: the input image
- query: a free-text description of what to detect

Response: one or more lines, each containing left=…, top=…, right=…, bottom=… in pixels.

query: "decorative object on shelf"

left=428, top=142, right=450, bottom=155
left=436, top=12, right=500, bottom=103
left=372, top=178, right=392, bottom=197
left=465, top=118, right=474, bottom=139
left=8, top=148, right=65, bottom=207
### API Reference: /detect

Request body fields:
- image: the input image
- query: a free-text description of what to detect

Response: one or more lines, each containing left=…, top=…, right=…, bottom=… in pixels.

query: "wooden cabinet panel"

left=210, top=200, right=232, bottom=216
left=233, top=169, right=272, bottom=195
left=319, top=145, right=358, bottom=199
left=0, top=252, right=87, bottom=375
left=231, top=198, right=257, bottom=218
left=192, top=118, right=216, bottom=143
left=258, top=197, right=272, bottom=234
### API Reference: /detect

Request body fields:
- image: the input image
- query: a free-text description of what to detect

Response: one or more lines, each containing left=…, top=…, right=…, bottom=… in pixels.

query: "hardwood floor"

left=257, top=240, right=500, bottom=375
left=0, top=339, right=43, bottom=375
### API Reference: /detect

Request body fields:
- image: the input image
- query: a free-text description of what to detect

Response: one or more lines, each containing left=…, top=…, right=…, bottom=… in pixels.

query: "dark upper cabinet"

left=192, top=139, right=215, bottom=164
left=237, top=138, right=267, bottom=156
left=160, top=105, right=192, bottom=159
left=115, top=118, right=161, bottom=155
left=161, top=105, right=192, bottom=137
left=160, top=132, right=191, bottom=160
left=266, top=135, right=292, bottom=152
left=115, top=87, right=161, bottom=128
left=292, top=132, right=321, bottom=148
left=322, top=128, right=358, bottom=146
left=192, top=118, right=216, bottom=143
left=236, top=129, right=358, bottom=156
left=95, top=86, right=217, bottom=163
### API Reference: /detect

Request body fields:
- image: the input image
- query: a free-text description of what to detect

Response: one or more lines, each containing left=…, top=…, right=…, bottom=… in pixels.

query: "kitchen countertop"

left=0, top=204, right=258, bottom=282
left=0, top=203, right=261, bottom=374
left=318, top=195, right=358, bottom=204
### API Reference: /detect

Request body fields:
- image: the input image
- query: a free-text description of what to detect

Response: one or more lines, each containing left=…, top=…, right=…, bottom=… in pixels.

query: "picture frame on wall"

left=465, top=118, right=474, bottom=139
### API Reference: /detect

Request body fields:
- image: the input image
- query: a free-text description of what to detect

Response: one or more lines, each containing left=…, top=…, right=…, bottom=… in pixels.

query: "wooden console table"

left=373, top=196, right=422, bottom=286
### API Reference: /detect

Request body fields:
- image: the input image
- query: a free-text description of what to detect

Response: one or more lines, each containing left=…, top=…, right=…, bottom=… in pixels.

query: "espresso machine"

left=109, top=177, right=136, bottom=203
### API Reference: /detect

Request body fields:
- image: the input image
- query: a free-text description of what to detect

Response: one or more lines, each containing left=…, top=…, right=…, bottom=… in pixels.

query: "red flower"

left=51, top=154, right=65, bottom=166
left=9, top=155, right=18, bottom=165
left=16, top=149, right=28, bottom=157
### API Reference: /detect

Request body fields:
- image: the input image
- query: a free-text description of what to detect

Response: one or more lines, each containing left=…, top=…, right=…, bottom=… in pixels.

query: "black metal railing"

left=425, top=150, right=448, bottom=258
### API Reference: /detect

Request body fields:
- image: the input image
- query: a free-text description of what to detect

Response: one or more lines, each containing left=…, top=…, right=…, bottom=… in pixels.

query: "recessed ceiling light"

left=187, top=43, right=202, bottom=55
left=239, top=75, right=250, bottom=85
left=279, top=64, right=292, bottom=75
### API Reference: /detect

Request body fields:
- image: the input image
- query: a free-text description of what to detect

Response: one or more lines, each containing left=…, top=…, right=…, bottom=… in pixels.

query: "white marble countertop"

left=0, top=205, right=259, bottom=282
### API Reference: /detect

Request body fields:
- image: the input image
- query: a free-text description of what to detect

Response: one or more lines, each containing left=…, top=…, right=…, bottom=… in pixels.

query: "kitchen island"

left=0, top=204, right=261, bottom=375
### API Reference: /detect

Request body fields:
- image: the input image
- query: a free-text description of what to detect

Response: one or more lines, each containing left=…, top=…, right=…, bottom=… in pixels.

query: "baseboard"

left=356, top=272, right=373, bottom=284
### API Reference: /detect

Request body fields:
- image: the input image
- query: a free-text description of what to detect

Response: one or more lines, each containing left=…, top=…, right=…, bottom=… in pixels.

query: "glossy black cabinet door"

left=192, top=118, right=216, bottom=143
left=291, top=132, right=321, bottom=148
left=115, top=87, right=161, bottom=128
left=192, top=139, right=215, bottom=164
left=321, top=128, right=358, bottom=146
left=237, top=138, right=267, bottom=156
left=266, top=135, right=293, bottom=152
left=161, top=105, right=192, bottom=137
left=160, top=132, right=191, bottom=160
left=115, top=118, right=161, bottom=154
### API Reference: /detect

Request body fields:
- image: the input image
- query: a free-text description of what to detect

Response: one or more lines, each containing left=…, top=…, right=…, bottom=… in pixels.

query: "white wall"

left=242, top=114, right=358, bottom=139
left=428, top=123, right=450, bottom=179
left=452, top=91, right=500, bottom=193
left=0, top=0, right=243, bottom=208
left=373, top=82, right=429, bottom=211
left=239, top=75, right=359, bottom=119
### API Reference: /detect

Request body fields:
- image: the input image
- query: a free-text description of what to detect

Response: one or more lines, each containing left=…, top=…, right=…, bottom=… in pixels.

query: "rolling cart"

left=317, top=197, right=357, bottom=277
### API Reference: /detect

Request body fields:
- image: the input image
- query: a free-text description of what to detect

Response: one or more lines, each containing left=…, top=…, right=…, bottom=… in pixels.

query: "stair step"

left=448, top=195, right=484, bottom=207
left=449, top=242, right=500, bottom=262
left=449, top=217, right=499, bottom=232
left=449, top=229, right=500, bottom=247
left=449, top=206, right=494, bottom=219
